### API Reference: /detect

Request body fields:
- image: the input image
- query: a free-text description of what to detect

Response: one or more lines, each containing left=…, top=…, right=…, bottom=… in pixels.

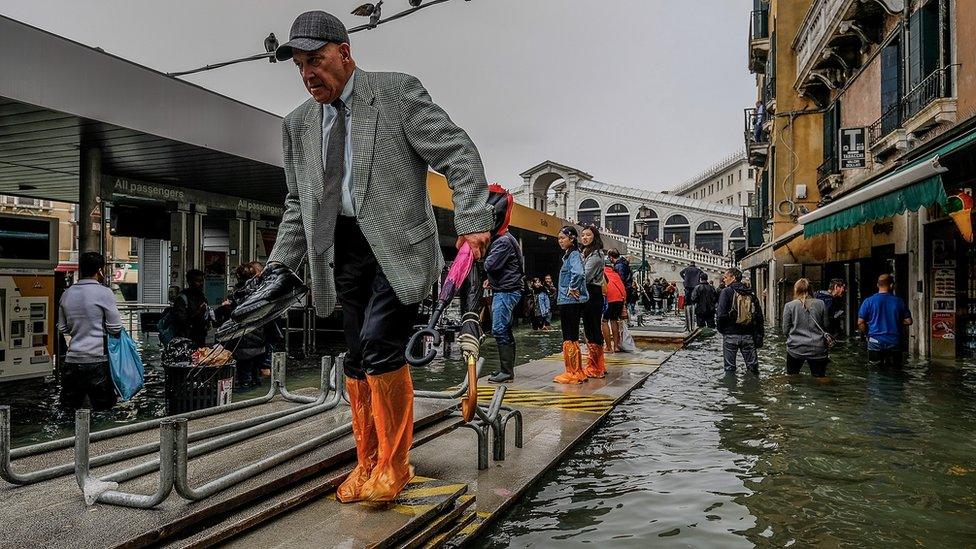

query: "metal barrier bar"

left=174, top=417, right=353, bottom=501
left=0, top=357, right=336, bottom=486
left=100, top=358, right=343, bottom=485
left=10, top=371, right=280, bottom=460
left=273, top=352, right=324, bottom=404
left=74, top=409, right=178, bottom=509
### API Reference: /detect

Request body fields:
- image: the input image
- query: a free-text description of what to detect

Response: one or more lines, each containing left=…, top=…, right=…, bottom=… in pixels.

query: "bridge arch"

left=637, top=208, right=660, bottom=241
left=663, top=214, right=690, bottom=246
left=695, top=221, right=724, bottom=254
left=577, top=198, right=601, bottom=227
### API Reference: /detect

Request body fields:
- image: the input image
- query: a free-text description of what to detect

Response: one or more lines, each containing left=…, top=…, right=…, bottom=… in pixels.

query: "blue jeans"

left=723, top=334, right=759, bottom=373
left=492, top=290, right=522, bottom=346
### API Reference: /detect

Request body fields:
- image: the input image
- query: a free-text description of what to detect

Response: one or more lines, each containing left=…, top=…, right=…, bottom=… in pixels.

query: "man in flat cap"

left=268, top=11, right=492, bottom=503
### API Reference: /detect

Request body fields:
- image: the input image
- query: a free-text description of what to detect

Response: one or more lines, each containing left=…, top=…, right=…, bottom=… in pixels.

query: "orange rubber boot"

left=584, top=343, right=606, bottom=379
left=336, top=378, right=377, bottom=503
left=360, top=367, right=415, bottom=502
left=554, top=341, right=586, bottom=384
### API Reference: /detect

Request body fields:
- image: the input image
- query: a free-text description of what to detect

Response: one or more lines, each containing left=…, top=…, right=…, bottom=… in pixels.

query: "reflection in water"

left=478, top=331, right=976, bottom=548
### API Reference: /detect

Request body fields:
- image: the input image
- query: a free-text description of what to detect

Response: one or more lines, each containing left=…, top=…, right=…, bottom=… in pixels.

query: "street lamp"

left=635, top=204, right=653, bottom=284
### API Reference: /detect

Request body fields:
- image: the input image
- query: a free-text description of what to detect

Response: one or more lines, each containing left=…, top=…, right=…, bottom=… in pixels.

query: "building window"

left=880, top=36, right=902, bottom=135
left=695, top=221, right=724, bottom=254
left=635, top=208, right=659, bottom=241
left=747, top=192, right=755, bottom=207
left=604, top=204, right=631, bottom=236
left=577, top=199, right=601, bottom=227
left=748, top=168, right=754, bottom=178
left=663, top=215, right=690, bottom=246
left=128, top=238, right=139, bottom=257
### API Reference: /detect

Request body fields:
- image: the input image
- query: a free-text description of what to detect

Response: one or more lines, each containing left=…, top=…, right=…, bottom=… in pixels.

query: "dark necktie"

left=313, top=98, right=347, bottom=255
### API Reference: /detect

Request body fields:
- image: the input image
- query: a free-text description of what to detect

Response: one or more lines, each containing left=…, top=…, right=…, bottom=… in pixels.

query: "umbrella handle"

left=406, top=327, right=441, bottom=367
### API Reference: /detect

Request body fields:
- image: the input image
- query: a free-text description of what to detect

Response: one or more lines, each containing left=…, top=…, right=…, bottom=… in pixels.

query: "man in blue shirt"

left=857, top=274, right=912, bottom=368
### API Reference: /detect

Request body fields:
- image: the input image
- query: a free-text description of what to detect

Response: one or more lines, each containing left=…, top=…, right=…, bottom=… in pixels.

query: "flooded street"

left=478, top=328, right=976, bottom=548
left=6, top=320, right=976, bottom=547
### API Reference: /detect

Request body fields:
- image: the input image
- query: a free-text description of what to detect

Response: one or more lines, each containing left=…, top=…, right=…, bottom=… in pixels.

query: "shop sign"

left=932, top=298, right=955, bottom=313
left=840, top=127, right=867, bottom=170
left=932, top=311, right=955, bottom=340
left=103, top=176, right=284, bottom=217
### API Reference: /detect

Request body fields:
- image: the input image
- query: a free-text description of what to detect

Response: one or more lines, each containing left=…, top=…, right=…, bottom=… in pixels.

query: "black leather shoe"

left=230, top=263, right=307, bottom=322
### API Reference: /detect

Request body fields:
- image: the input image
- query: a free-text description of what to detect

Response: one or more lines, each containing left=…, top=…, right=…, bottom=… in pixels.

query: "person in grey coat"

left=782, top=278, right=830, bottom=377
left=267, top=11, right=493, bottom=504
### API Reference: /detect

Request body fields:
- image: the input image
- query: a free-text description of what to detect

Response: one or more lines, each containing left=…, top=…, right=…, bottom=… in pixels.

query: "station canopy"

left=0, top=15, right=286, bottom=205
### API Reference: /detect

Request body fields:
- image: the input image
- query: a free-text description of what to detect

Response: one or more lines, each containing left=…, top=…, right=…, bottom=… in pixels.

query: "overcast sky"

left=2, top=0, right=755, bottom=192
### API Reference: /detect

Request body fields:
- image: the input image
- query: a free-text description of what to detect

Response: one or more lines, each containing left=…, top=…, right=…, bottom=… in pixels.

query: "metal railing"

left=744, top=108, right=770, bottom=146
left=750, top=9, right=769, bottom=41
left=817, top=155, right=840, bottom=186
left=868, top=67, right=953, bottom=146
left=903, top=66, right=952, bottom=122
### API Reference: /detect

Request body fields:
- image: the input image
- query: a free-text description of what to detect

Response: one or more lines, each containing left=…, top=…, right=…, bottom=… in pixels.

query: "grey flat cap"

left=275, top=11, right=349, bottom=61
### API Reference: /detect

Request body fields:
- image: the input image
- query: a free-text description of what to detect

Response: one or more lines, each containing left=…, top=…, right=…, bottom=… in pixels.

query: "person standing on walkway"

left=815, top=278, right=847, bottom=339
left=782, top=278, right=830, bottom=377
left=690, top=273, right=718, bottom=329
left=267, top=11, right=494, bottom=503
left=57, top=251, right=124, bottom=411
left=579, top=225, right=607, bottom=379
left=485, top=230, right=525, bottom=383
left=716, top=268, right=764, bottom=375
left=172, top=269, right=210, bottom=347
left=858, top=274, right=912, bottom=368
left=555, top=226, right=588, bottom=384
left=608, top=248, right=636, bottom=319
left=680, top=262, right=703, bottom=307
left=602, top=263, right=627, bottom=353
left=543, top=274, right=557, bottom=327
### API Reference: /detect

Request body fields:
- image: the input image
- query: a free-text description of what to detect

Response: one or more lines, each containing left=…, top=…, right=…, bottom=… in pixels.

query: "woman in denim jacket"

left=554, top=226, right=589, bottom=384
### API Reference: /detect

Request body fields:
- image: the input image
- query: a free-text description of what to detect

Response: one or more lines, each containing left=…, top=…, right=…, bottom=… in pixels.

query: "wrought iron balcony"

left=744, top=108, right=770, bottom=168
left=748, top=8, right=770, bottom=73
left=817, top=156, right=842, bottom=193
left=902, top=66, right=956, bottom=134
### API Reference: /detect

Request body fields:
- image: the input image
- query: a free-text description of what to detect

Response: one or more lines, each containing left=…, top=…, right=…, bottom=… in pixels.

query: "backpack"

left=156, top=294, right=187, bottom=346
left=731, top=291, right=756, bottom=326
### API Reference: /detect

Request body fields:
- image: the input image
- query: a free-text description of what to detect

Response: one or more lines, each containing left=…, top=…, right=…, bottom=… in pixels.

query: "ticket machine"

left=0, top=213, right=58, bottom=382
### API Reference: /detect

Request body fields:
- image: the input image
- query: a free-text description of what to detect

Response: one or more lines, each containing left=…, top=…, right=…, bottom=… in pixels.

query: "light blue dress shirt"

left=322, top=71, right=356, bottom=216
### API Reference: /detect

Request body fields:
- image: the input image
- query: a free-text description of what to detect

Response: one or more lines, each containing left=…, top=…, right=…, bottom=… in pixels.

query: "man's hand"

left=457, top=232, right=491, bottom=260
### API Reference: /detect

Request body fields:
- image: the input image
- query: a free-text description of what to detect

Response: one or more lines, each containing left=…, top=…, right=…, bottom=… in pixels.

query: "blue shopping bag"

left=107, top=328, right=145, bottom=401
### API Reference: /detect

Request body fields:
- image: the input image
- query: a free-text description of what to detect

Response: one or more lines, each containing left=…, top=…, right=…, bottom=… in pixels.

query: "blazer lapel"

left=351, top=69, right=378, bottom=213
left=300, top=101, right=325, bottom=204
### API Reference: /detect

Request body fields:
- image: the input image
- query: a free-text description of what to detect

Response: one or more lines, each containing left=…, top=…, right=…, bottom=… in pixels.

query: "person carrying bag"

left=781, top=278, right=831, bottom=377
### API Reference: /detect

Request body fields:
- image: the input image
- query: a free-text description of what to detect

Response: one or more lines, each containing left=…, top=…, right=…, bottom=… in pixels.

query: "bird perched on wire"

left=352, top=1, right=383, bottom=28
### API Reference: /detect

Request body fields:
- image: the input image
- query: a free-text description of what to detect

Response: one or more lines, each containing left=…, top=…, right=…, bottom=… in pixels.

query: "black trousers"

left=559, top=303, right=583, bottom=341
left=60, top=361, right=117, bottom=411
left=334, top=216, right=420, bottom=380
left=696, top=310, right=715, bottom=328
left=582, top=284, right=605, bottom=345
left=868, top=348, right=904, bottom=368
left=786, top=353, right=828, bottom=377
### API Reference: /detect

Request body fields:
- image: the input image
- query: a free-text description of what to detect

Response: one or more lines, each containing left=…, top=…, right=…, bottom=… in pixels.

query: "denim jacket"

left=557, top=249, right=588, bottom=305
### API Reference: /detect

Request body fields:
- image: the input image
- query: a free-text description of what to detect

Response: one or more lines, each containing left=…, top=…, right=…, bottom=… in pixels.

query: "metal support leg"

left=74, top=409, right=178, bottom=508
left=458, top=422, right=489, bottom=471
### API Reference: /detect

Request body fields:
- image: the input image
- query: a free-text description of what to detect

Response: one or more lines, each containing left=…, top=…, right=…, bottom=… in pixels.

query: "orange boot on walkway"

left=584, top=343, right=606, bottom=379
left=554, top=341, right=586, bottom=384
left=360, top=366, right=415, bottom=502
left=336, top=378, right=377, bottom=503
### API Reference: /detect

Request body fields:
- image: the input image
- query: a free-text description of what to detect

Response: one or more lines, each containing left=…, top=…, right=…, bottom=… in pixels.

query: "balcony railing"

left=817, top=155, right=841, bottom=190
left=903, top=67, right=952, bottom=122
left=869, top=67, right=953, bottom=147
left=750, top=9, right=769, bottom=41
left=743, top=108, right=770, bottom=145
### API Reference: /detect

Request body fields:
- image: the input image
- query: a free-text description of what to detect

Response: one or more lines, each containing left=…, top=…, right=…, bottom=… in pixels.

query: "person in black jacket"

left=173, top=269, right=210, bottom=347
left=690, top=273, right=718, bottom=329
left=484, top=231, right=525, bottom=383
left=716, top=267, right=765, bottom=375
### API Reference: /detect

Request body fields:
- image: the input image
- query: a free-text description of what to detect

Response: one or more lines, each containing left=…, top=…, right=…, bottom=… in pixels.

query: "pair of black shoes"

left=216, top=263, right=308, bottom=342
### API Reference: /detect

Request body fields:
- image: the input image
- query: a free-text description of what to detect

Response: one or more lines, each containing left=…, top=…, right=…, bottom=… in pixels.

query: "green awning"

left=804, top=175, right=947, bottom=238
left=800, top=124, right=976, bottom=239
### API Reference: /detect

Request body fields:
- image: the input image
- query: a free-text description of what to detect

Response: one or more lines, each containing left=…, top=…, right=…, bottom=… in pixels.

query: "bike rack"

left=452, top=385, right=524, bottom=470
left=1, top=356, right=336, bottom=486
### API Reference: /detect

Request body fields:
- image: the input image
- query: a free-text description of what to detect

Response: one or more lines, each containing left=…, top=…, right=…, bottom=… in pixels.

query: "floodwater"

left=6, top=318, right=976, bottom=547
left=477, top=328, right=976, bottom=548
left=2, top=326, right=560, bottom=446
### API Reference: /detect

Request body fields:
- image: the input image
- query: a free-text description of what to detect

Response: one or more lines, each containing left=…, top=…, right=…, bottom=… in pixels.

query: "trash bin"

left=164, top=362, right=236, bottom=415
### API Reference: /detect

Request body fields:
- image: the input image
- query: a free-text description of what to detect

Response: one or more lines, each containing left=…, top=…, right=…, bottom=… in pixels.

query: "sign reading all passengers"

left=840, top=127, right=867, bottom=170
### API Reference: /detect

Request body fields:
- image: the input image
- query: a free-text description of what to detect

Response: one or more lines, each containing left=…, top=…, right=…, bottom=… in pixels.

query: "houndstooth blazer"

left=268, top=68, right=494, bottom=316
